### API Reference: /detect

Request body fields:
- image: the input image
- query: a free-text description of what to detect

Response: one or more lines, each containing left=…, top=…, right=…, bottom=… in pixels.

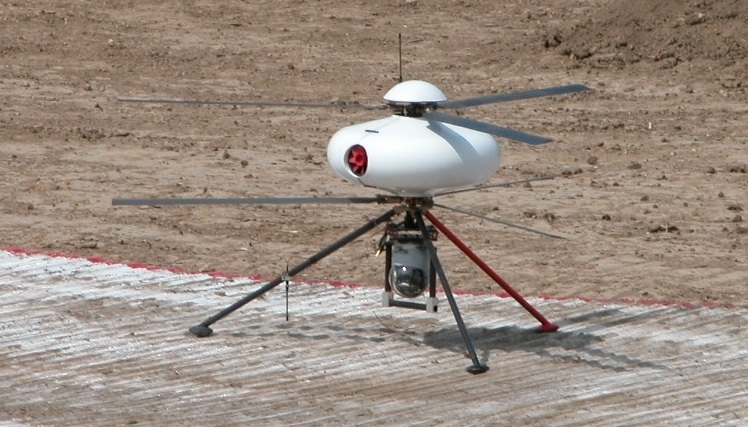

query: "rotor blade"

left=117, top=97, right=386, bottom=110
left=438, top=84, right=591, bottom=109
left=435, top=176, right=555, bottom=197
left=433, top=203, right=565, bottom=239
left=425, top=110, right=551, bottom=145
left=112, top=196, right=384, bottom=206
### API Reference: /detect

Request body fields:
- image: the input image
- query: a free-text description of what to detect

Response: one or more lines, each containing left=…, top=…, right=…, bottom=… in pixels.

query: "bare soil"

left=2, top=0, right=747, bottom=306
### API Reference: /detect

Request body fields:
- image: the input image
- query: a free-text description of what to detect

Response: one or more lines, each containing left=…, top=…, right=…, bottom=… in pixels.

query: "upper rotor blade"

left=117, top=98, right=387, bottom=111
left=433, top=203, right=565, bottom=239
left=425, top=110, right=551, bottom=145
left=112, top=196, right=384, bottom=206
left=438, top=84, right=591, bottom=109
left=435, top=176, right=555, bottom=197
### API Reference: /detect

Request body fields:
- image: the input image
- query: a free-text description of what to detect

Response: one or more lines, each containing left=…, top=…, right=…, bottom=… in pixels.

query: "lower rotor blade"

left=425, top=111, right=552, bottom=145
left=117, top=98, right=386, bottom=110
left=438, top=84, right=591, bottom=109
left=433, top=203, right=565, bottom=239
left=435, top=176, right=555, bottom=197
left=112, top=196, right=383, bottom=206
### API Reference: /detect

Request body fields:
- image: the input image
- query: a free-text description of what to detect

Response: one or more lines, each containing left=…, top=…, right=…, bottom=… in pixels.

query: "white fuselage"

left=327, top=115, right=502, bottom=197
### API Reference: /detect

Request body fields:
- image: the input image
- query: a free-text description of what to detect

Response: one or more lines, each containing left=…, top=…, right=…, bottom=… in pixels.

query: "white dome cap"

left=383, top=80, right=447, bottom=104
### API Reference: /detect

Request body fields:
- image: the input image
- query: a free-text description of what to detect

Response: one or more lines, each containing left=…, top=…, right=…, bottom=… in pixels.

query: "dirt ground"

left=2, top=0, right=747, bottom=307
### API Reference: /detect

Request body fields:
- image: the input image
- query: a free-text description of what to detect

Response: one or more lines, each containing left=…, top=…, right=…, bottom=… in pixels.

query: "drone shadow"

left=226, top=306, right=669, bottom=373
left=419, top=307, right=668, bottom=372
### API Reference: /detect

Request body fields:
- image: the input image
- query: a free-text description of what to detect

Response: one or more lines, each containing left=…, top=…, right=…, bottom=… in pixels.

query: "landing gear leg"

left=411, top=208, right=489, bottom=374
left=188, top=208, right=399, bottom=336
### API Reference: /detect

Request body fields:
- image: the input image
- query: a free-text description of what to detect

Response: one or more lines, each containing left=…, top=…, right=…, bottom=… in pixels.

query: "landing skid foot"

left=189, top=325, right=213, bottom=337
left=466, top=364, right=490, bottom=375
left=538, top=323, right=559, bottom=332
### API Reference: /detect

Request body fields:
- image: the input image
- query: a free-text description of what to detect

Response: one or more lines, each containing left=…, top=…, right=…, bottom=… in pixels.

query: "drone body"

left=325, top=79, right=587, bottom=197
left=327, top=114, right=501, bottom=197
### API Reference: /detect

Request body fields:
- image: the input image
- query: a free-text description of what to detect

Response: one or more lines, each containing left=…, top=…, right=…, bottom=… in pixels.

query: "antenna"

left=398, top=33, right=403, bottom=83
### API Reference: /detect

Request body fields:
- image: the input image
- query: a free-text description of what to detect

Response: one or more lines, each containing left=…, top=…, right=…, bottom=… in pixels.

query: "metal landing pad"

left=1, top=250, right=746, bottom=426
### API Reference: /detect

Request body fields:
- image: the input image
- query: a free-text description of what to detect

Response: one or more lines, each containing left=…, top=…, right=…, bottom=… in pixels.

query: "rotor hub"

left=383, top=80, right=447, bottom=105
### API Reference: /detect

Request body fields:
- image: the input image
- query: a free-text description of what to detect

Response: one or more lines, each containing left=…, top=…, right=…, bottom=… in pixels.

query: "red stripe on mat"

left=2, top=246, right=736, bottom=309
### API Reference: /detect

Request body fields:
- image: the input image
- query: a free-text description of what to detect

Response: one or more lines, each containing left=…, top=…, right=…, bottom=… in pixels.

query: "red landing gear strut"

left=424, top=210, right=559, bottom=333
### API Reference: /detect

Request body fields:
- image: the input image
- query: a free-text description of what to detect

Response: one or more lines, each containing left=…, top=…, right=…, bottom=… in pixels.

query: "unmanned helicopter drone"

left=114, top=68, right=590, bottom=374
